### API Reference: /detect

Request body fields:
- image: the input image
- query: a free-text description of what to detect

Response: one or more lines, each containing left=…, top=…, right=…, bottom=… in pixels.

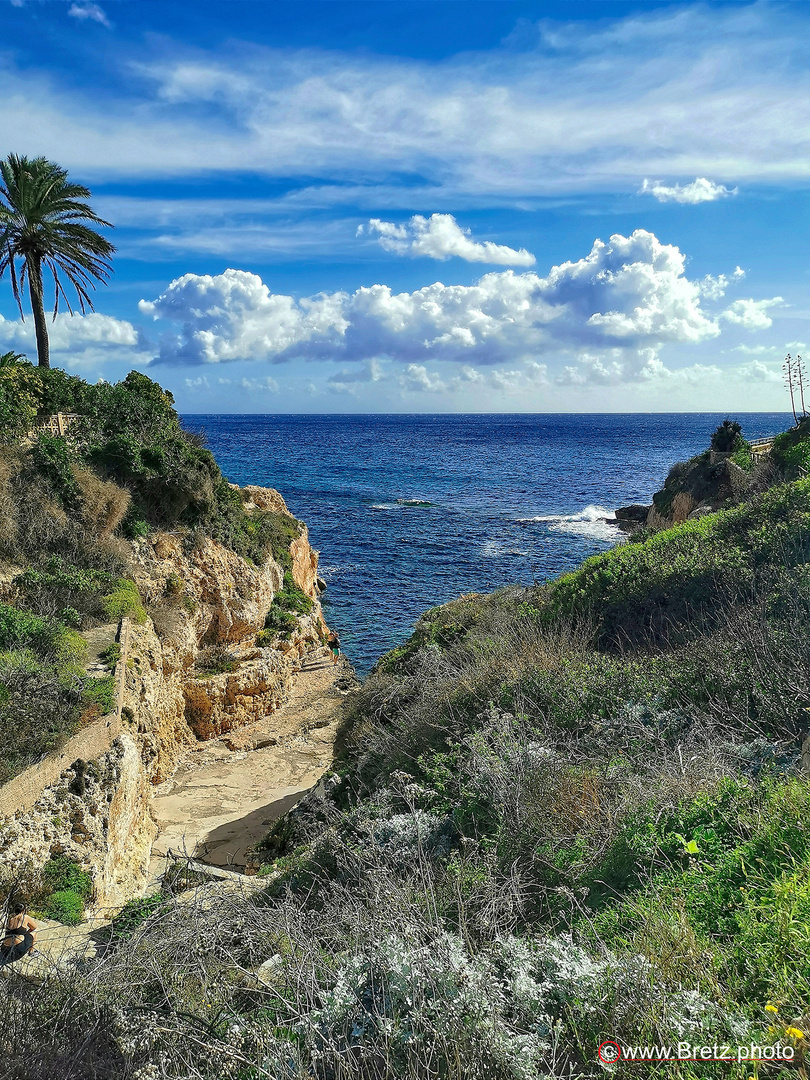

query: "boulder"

left=615, top=504, right=650, bottom=523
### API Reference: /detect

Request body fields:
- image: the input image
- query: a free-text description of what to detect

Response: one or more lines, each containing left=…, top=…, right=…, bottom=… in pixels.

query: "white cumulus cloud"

left=640, top=177, right=738, bottom=204
left=698, top=266, right=745, bottom=300
left=139, top=232, right=774, bottom=387
left=362, top=214, right=535, bottom=266
left=721, top=297, right=785, bottom=330
left=0, top=311, right=138, bottom=351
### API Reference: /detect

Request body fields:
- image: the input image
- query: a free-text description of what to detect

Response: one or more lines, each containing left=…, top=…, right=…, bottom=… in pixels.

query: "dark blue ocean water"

left=185, top=414, right=791, bottom=674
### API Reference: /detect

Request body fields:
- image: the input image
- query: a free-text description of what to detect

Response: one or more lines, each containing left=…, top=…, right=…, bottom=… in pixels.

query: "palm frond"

left=0, top=154, right=115, bottom=333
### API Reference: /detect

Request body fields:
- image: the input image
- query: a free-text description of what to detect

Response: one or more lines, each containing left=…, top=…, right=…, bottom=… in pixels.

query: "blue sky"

left=1, top=0, right=808, bottom=412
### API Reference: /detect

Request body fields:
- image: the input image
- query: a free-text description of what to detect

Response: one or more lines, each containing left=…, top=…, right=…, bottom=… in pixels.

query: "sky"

left=0, top=0, right=808, bottom=413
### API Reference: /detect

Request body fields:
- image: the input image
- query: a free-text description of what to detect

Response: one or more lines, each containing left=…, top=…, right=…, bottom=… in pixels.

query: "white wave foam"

left=516, top=504, right=624, bottom=543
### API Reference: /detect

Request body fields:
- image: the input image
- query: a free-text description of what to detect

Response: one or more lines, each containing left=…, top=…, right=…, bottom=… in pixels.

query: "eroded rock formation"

left=0, top=486, right=329, bottom=910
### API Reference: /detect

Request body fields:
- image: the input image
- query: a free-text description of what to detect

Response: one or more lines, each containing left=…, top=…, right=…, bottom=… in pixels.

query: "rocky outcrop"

left=184, top=648, right=293, bottom=740
left=615, top=504, right=649, bottom=524
left=640, top=455, right=754, bottom=533
left=0, top=485, right=330, bottom=911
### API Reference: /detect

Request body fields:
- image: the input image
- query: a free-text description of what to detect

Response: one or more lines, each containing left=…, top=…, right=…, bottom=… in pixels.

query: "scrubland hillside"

left=7, top=416, right=810, bottom=1080
left=0, top=356, right=303, bottom=781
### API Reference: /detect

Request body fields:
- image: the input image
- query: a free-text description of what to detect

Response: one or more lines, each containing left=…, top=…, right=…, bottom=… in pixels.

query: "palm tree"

left=0, top=154, right=115, bottom=369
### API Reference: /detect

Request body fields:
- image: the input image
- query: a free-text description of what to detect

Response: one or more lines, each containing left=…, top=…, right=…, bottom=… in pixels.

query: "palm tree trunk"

left=27, top=258, right=50, bottom=369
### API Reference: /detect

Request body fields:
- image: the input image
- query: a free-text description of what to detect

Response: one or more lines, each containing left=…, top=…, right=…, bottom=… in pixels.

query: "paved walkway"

left=150, top=649, right=351, bottom=872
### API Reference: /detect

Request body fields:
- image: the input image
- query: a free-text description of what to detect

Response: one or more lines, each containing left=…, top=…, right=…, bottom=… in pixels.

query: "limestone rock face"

left=0, top=738, right=157, bottom=910
left=184, top=649, right=291, bottom=740
left=237, top=485, right=291, bottom=515
left=0, top=484, right=330, bottom=912
left=131, top=532, right=284, bottom=661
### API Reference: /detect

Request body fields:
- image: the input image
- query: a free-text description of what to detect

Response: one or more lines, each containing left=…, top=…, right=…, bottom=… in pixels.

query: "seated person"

left=2, top=902, right=37, bottom=958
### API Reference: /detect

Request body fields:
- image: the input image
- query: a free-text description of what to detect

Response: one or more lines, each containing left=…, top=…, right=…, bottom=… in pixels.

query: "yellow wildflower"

left=785, top=1026, right=804, bottom=1040
left=765, top=1004, right=778, bottom=1013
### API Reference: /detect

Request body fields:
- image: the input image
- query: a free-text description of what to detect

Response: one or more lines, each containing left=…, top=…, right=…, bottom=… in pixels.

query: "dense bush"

left=710, top=417, right=744, bottom=452
left=261, top=571, right=314, bottom=639
left=772, top=415, right=810, bottom=478
left=42, top=854, right=93, bottom=900
left=42, top=888, right=85, bottom=925
left=40, top=855, right=93, bottom=925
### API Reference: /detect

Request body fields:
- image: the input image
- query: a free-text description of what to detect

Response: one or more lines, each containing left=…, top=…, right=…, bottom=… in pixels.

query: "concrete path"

left=150, top=649, right=351, bottom=872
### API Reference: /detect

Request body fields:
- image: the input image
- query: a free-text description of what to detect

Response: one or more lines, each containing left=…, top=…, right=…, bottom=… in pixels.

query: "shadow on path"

left=197, top=788, right=308, bottom=868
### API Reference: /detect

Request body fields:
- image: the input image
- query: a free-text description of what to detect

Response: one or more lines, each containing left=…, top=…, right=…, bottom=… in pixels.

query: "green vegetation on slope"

left=258, top=571, right=315, bottom=641
left=0, top=357, right=301, bottom=782
left=10, top=426, right=810, bottom=1080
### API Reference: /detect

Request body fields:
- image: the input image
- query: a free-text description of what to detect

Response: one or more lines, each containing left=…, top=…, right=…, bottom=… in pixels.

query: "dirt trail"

left=150, top=648, right=350, bottom=872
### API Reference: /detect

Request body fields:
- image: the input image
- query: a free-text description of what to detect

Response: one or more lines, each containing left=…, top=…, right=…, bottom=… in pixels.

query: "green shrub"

left=274, top=572, right=314, bottom=615
left=710, top=418, right=744, bottom=452
left=0, top=353, right=37, bottom=440
left=42, top=855, right=93, bottom=900
left=773, top=417, right=810, bottom=478
left=80, top=675, right=116, bottom=717
left=59, top=606, right=82, bottom=628
left=30, top=433, right=81, bottom=510
left=730, top=443, right=755, bottom=472
left=54, top=626, right=88, bottom=672
left=101, top=580, right=146, bottom=624
left=0, top=603, right=60, bottom=655
left=263, top=606, right=297, bottom=637
left=260, top=573, right=313, bottom=639
left=99, top=642, right=121, bottom=668
left=43, top=888, right=85, bottom=925
left=0, top=649, right=84, bottom=781
left=109, top=891, right=170, bottom=941
left=16, top=560, right=116, bottom=623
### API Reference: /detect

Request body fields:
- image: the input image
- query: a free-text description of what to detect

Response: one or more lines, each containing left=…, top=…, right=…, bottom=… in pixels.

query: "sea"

left=186, top=413, right=792, bottom=675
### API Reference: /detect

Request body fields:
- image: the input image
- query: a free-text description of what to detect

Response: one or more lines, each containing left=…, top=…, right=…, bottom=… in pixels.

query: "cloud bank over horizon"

left=137, top=229, right=771, bottom=388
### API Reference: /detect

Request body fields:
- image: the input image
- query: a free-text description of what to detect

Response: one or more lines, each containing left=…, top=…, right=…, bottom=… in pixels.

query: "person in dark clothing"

left=327, top=631, right=341, bottom=665
left=2, top=902, right=37, bottom=958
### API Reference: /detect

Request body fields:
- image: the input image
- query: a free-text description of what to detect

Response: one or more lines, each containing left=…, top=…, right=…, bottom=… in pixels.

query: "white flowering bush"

left=362, top=809, right=453, bottom=864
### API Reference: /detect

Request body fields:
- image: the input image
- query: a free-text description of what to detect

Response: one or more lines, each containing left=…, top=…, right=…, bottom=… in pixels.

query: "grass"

left=10, top=413, right=810, bottom=1077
